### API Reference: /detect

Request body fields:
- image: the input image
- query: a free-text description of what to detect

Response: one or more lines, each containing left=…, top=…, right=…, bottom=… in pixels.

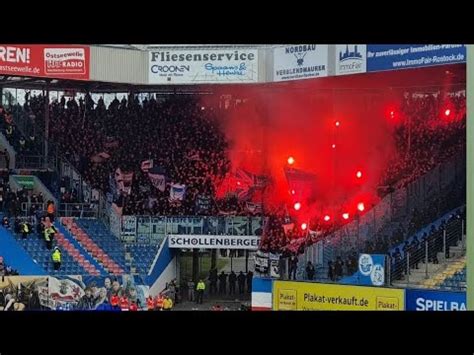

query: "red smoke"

left=200, top=64, right=465, bottom=222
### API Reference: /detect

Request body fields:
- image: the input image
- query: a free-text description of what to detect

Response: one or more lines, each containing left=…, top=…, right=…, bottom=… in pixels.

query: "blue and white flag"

left=169, top=183, right=186, bottom=201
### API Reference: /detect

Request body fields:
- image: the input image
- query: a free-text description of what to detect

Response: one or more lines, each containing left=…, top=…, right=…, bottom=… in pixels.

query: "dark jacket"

left=228, top=272, right=237, bottom=284
left=76, top=295, right=96, bottom=310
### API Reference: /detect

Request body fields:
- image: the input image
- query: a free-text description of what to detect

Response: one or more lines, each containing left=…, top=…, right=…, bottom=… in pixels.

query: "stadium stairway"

left=56, top=223, right=107, bottom=275
left=128, top=244, right=160, bottom=275
left=62, top=218, right=126, bottom=275
left=73, top=218, right=159, bottom=276
left=439, top=266, right=466, bottom=291
left=0, top=223, right=45, bottom=275
left=420, top=257, right=466, bottom=291
left=0, top=217, right=91, bottom=275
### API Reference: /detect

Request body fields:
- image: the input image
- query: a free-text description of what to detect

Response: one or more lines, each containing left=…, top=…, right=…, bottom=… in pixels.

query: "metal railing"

left=389, top=218, right=465, bottom=287
left=315, top=150, right=466, bottom=266
left=20, top=202, right=99, bottom=218
left=114, top=215, right=264, bottom=245
left=296, top=217, right=466, bottom=290
left=10, top=105, right=100, bottom=209
left=14, top=155, right=55, bottom=170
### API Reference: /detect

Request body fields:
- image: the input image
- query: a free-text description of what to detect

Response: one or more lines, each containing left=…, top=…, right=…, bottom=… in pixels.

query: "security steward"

left=163, top=296, right=173, bottom=311
left=20, top=220, right=30, bottom=239
left=155, top=294, right=165, bottom=311
left=196, top=279, right=206, bottom=304
left=52, top=247, right=62, bottom=271
left=44, top=225, right=56, bottom=250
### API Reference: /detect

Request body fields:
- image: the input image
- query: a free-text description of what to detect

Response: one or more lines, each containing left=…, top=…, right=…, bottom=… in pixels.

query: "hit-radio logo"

left=44, top=48, right=86, bottom=75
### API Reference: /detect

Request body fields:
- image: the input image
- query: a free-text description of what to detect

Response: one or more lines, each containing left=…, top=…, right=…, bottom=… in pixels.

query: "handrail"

left=20, top=202, right=99, bottom=218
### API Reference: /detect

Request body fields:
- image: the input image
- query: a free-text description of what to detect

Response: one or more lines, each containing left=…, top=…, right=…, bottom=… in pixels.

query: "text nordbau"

left=150, top=51, right=255, bottom=62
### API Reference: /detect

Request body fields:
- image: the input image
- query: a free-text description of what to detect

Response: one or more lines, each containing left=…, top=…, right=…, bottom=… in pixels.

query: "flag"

left=246, top=201, right=262, bottom=214
left=215, top=168, right=268, bottom=200
left=284, top=167, right=317, bottom=200
left=255, top=251, right=269, bottom=274
left=141, top=159, right=154, bottom=173
left=282, top=223, right=295, bottom=235
left=169, top=183, right=186, bottom=201
left=269, top=253, right=281, bottom=278
left=148, top=172, right=166, bottom=192
left=115, top=168, right=134, bottom=195
left=215, top=173, right=236, bottom=199
left=309, top=229, right=323, bottom=238
left=90, top=152, right=110, bottom=163
left=235, top=168, right=256, bottom=198
left=195, top=194, right=212, bottom=213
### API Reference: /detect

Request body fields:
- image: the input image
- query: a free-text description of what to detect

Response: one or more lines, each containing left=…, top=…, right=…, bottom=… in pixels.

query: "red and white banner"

left=0, top=44, right=90, bottom=80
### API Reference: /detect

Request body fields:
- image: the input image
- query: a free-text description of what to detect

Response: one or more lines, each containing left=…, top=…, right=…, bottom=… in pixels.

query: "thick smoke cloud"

left=201, top=64, right=463, bottom=220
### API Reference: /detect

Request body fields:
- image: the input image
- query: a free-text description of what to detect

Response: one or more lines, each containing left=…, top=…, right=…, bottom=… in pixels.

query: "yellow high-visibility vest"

left=52, top=250, right=61, bottom=263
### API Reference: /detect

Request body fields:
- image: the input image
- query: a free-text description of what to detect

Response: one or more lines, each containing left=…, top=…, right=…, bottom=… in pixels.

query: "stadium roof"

left=0, top=62, right=466, bottom=93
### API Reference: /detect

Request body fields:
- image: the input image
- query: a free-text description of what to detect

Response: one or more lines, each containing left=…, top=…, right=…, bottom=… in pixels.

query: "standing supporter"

left=246, top=271, right=253, bottom=293
left=110, top=280, right=122, bottom=297
left=196, top=279, right=205, bottom=304
left=2, top=216, right=10, bottom=229
left=155, top=293, right=165, bottom=310
left=110, top=294, right=120, bottom=308
left=218, top=271, right=227, bottom=295
left=51, top=247, right=61, bottom=270
left=104, top=277, right=112, bottom=297
left=187, top=279, right=195, bottom=302
left=208, top=268, right=218, bottom=295
left=305, top=261, right=315, bottom=280
left=77, top=288, right=96, bottom=310
left=44, top=225, right=56, bottom=250
left=146, top=296, right=155, bottom=310
left=120, top=295, right=130, bottom=311
left=335, top=256, right=344, bottom=280
left=20, top=220, right=30, bottom=239
left=328, top=260, right=335, bottom=281
left=95, top=288, right=113, bottom=311
left=163, top=296, right=173, bottom=311
left=288, top=255, right=298, bottom=280
left=46, top=201, right=55, bottom=222
left=228, top=271, right=237, bottom=295
left=237, top=271, right=246, bottom=294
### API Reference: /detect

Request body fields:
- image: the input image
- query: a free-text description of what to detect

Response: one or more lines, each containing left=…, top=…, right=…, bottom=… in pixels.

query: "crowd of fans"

left=260, top=90, right=466, bottom=260
left=0, top=89, right=466, bottom=262
left=11, top=93, right=237, bottom=217
left=379, top=91, right=466, bottom=190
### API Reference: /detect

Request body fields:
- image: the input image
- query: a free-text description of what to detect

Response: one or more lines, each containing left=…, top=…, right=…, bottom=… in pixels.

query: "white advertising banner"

left=148, top=49, right=259, bottom=84
left=168, top=234, right=260, bottom=250
left=122, top=215, right=137, bottom=242
left=335, top=44, right=367, bottom=76
left=273, top=45, right=328, bottom=82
